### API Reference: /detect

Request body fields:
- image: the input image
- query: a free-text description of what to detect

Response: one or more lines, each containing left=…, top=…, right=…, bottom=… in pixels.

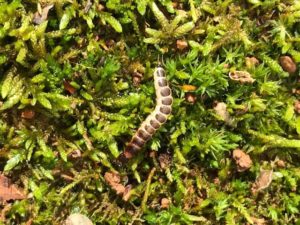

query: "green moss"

left=0, top=0, right=300, bottom=224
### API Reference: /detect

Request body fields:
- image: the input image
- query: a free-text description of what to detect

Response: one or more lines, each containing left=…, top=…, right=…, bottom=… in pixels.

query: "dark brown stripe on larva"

left=156, top=68, right=165, bottom=77
left=145, top=124, right=156, bottom=134
left=160, top=106, right=171, bottom=115
left=158, top=78, right=167, bottom=87
left=137, top=129, right=151, bottom=141
left=150, top=119, right=160, bottom=129
left=162, top=97, right=173, bottom=105
left=155, top=113, right=167, bottom=123
left=160, top=87, right=171, bottom=97
left=132, top=136, right=145, bottom=147
left=125, top=144, right=140, bottom=155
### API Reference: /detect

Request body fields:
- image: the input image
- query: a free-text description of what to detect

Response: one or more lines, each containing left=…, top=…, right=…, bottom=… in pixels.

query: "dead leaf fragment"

left=0, top=174, right=26, bottom=203
left=158, top=154, right=171, bottom=169
left=213, top=102, right=233, bottom=125
left=0, top=203, right=11, bottom=221
left=132, top=71, right=143, bottom=87
left=65, top=213, right=93, bottom=225
left=251, top=216, right=266, bottom=225
left=70, top=149, right=82, bottom=158
left=63, top=80, right=77, bottom=95
left=21, top=109, right=35, bottom=119
left=33, top=4, right=54, bottom=25
left=279, top=56, right=297, bottom=74
left=104, top=172, right=131, bottom=201
left=229, top=70, right=255, bottom=84
left=128, top=61, right=145, bottom=87
left=161, top=198, right=170, bottom=209
left=251, top=169, right=273, bottom=194
left=232, top=149, right=252, bottom=172
left=104, top=172, right=125, bottom=195
left=185, top=93, right=197, bottom=104
left=176, top=40, right=188, bottom=50
left=276, top=160, right=285, bottom=168
left=181, top=84, right=197, bottom=91
left=84, top=0, right=92, bottom=13
left=245, top=57, right=259, bottom=68
left=122, top=185, right=132, bottom=201
left=294, top=100, right=300, bottom=113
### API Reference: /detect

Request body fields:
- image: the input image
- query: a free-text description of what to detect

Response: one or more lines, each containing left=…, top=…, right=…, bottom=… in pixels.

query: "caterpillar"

left=117, top=65, right=173, bottom=164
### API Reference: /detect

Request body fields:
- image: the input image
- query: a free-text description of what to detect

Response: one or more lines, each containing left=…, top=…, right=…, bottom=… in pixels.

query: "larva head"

left=155, top=67, right=166, bottom=77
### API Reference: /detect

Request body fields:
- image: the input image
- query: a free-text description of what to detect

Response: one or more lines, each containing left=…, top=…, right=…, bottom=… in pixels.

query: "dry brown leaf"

left=63, top=80, right=77, bottom=95
left=65, top=213, right=93, bottom=225
left=232, top=149, right=252, bottom=172
left=276, top=160, right=285, bottom=168
left=104, top=172, right=125, bottom=194
left=176, top=40, right=188, bottom=50
left=0, top=203, right=11, bottom=221
left=21, top=109, right=35, bottom=119
left=279, top=56, right=297, bottom=74
left=251, top=216, right=267, bottom=225
left=245, top=57, right=259, bottom=68
left=251, top=169, right=273, bottom=194
left=158, top=154, right=171, bottom=169
left=104, top=172, right=132, bottom=201
left=0, top=174, right=26, bottom=203
left=33, top=4, right=54, bottom=25
left=294, top=100, right=300, bottom=114
left=185, top=93, right=197, bottom=104
left=213, top=102, right=233, bottom=125
left=122, top=185, right=132, bottom=201
left=229, top=70, right=255, bottom=84
left=161, top=198, right=170, bottom=209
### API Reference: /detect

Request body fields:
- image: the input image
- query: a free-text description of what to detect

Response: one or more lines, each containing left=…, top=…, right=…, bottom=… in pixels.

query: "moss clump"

left=0, top=0, right=300, bottom=224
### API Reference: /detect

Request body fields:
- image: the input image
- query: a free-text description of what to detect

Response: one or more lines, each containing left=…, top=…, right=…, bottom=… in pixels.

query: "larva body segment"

left=117, top=66, right=173, bottom=164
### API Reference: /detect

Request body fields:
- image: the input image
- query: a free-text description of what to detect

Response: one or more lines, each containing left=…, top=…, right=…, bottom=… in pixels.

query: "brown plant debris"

left=185, top=92, right=197, bottom=104
left=63, top=80, right=77, bottom=95
left=21, top=109, right=35, bottom=119
left=104, top=172, right=131, bottom=201
left=213, top=102, right=234, bottom=125
left=160, top=198, right=170, bottom=209
left=33, top=4, right=54, bottom=25
left=132, top=72, right=143, bottom=87
left=251, top=216, right=267, bottom=225
left=294, top=100, right=300, bottom=113
left=232, top=149, right=252, bottom=172
left=104, top=172, right=125, bottom=195
left=276, top=160, right=285, bottom=168
left=65, top=213, right=93, bottom=225
left=128, top=61, right=145, bottom=87
left=0, top=203, right=11, bottom=222
left=176, top=40, right=188, bottom=50
left=158, top=154, right=172, bottom=169
left=279, top=56, right=297, bottom=74
left=229, top=70, right=255, bottom=84
left=245, top=57, right=259, bottom=68
left=0, top=174, right=26, bottom=203
left=251, top=169, right=273, bottom=194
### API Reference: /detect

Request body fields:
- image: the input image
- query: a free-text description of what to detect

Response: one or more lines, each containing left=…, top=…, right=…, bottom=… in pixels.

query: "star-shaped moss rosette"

left=144, top=2, right=195, bottom=44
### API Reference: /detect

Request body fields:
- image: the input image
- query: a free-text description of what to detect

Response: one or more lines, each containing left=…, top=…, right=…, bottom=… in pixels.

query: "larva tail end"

left=114, top=153, right=129, bottom=167
left=116, top=144, right=139, bottom=166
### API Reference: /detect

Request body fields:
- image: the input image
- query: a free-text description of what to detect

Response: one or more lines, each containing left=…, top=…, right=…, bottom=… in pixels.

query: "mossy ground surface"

left=0, top=0, right=300, bottom=224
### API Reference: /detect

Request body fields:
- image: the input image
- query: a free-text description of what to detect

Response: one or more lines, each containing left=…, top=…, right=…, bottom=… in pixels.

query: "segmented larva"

left=117, top=65, right=173, bottom=164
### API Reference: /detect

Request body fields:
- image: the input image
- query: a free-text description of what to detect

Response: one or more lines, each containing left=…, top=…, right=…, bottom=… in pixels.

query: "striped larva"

left=117, top=65, right=173, bottom=164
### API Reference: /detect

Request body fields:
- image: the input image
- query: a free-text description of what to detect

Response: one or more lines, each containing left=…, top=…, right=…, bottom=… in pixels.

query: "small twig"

left=141, top=168, right=156, bottom=212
